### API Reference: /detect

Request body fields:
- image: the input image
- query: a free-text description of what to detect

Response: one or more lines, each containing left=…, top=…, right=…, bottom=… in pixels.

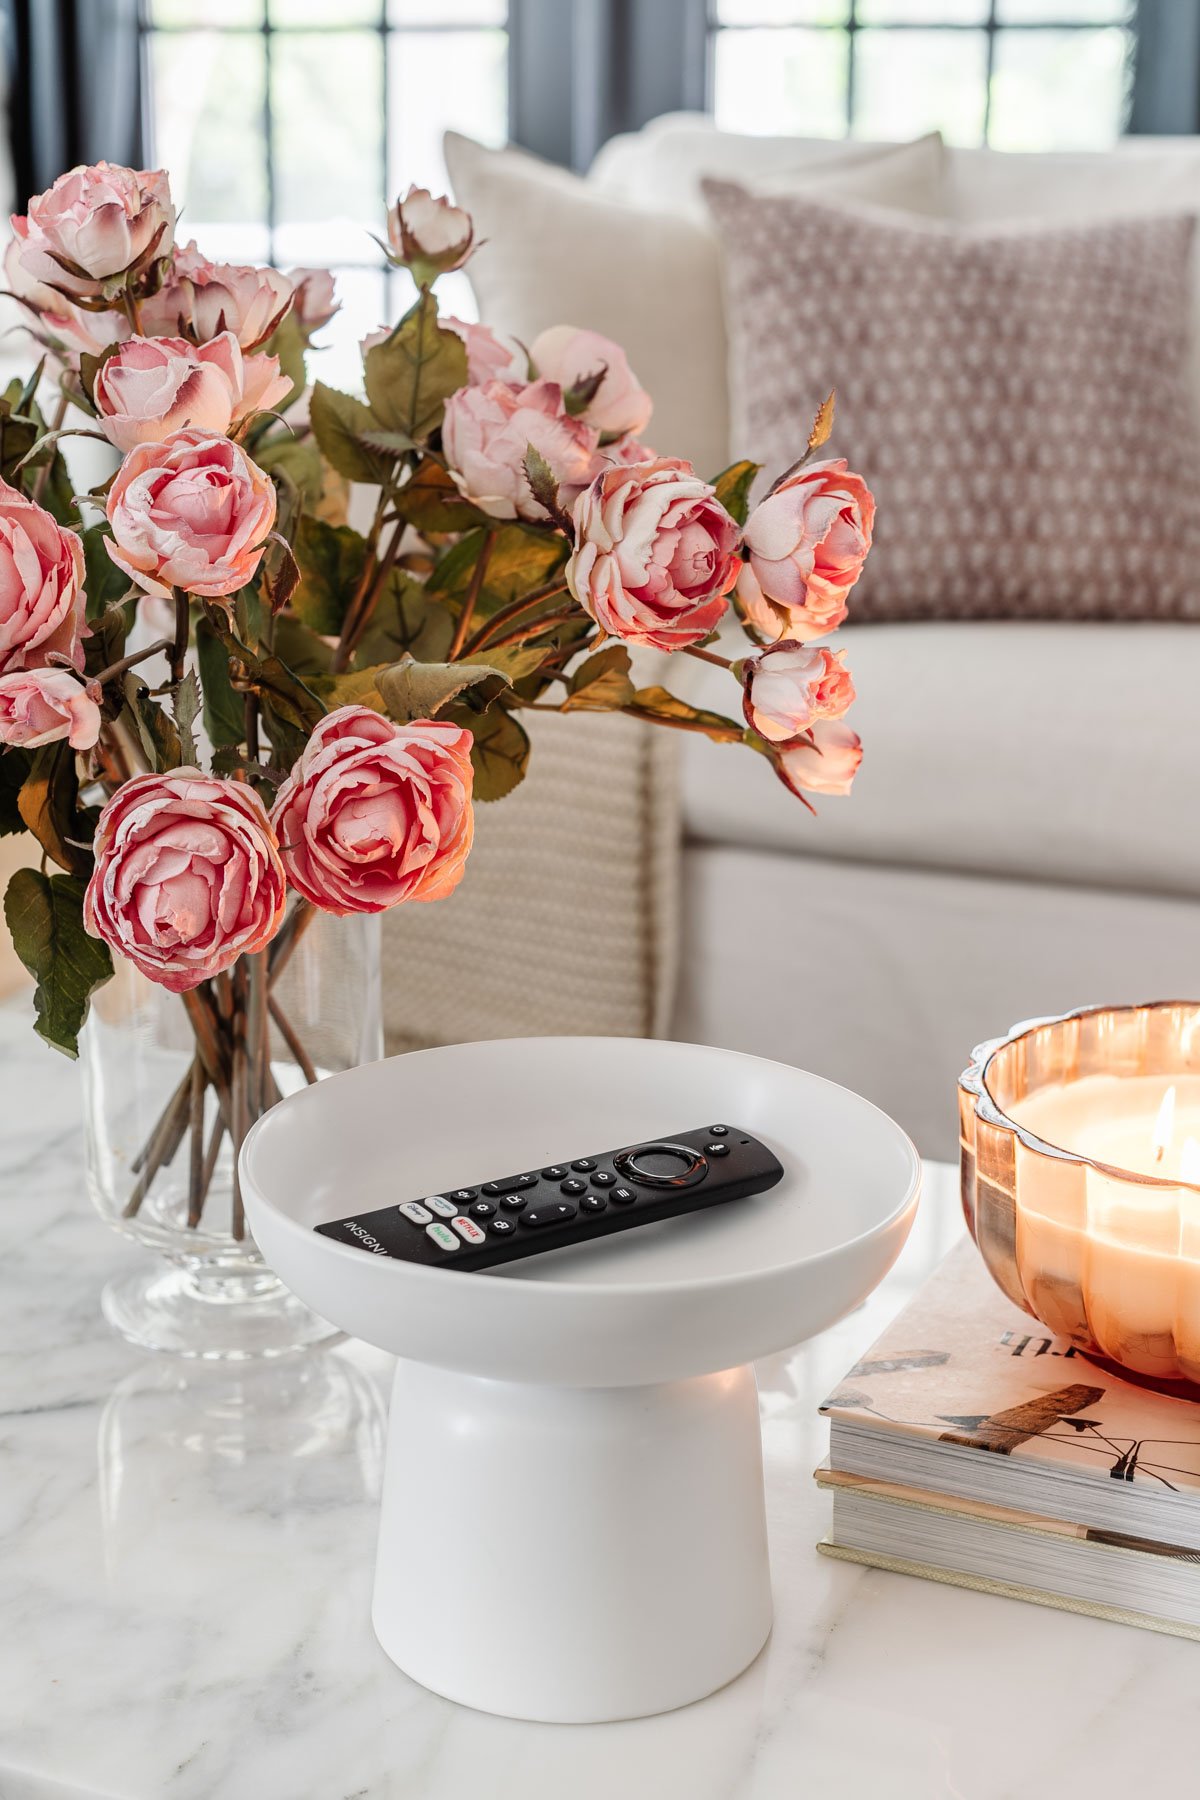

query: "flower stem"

left=462, top=580, right=569, bottom=657
left=448, top=527, right=496, bottom=659
left=170, top=588, right=189, bottom=688
left=269, top=994, right=318, bottom=1086
left=683, top=643, right=733, bottom=671
left=91, top=637, right=174, bottom=688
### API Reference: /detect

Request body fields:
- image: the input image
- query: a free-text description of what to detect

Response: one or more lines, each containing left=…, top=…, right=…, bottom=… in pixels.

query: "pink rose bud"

left=285, top=267, right=339, bottom=334
left=0, top=480, right=87, bottom=676
left=741, top=459, right=874, bottom=642
left=387, top=187, right=474, bottom=282
left=141, top=242, right=294, bottom=351
left=0, top=667, right=100, bottom=750
left=442, top=316, right=526, bottom=386
left=93, top=333, right=291, bottom=453
left=443, top=378, right=599, bottom=523
left=10, top=162, right=174, bottom=300
left=105, top=427, right=277, bottom=600
left=567, top=457, right=741, bottom=651
left=530, top=325, right=652, bottom=439
left=775, top=720, right=863, bottom=801
left=270, top=706, right=475, bottom=916
left=83, top=771, right=287, bottom=992
left=741, top=641, right=855, bottom=744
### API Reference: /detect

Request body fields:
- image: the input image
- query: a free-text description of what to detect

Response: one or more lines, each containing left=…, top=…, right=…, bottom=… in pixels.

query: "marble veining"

left=1, top=1000, right=1197, bottom=1800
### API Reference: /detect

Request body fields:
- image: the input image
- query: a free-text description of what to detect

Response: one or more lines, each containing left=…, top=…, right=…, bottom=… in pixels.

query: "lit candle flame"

left=1183, top=1137, right=1200, bottom=1187
left=1152, top=1085, right=1177, bottom=1165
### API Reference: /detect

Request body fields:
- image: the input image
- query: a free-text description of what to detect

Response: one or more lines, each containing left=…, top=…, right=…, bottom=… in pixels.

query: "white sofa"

left=446, top=117, right=1200, bottom=1161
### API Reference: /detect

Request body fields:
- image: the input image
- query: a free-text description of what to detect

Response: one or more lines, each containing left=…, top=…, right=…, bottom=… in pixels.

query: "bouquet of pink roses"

left=0, top=160, right=873, bottom=1234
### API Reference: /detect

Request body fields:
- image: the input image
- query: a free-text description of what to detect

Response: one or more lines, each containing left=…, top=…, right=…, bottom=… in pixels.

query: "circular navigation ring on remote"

left=612, top=1142, right=709, bottom=1189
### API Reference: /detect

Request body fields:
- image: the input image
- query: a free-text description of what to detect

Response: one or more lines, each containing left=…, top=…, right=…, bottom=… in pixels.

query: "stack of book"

left=818, top=1239, right=1200, bottom=1639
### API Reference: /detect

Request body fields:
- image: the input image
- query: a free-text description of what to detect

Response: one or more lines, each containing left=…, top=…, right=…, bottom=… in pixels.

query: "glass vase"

left=82, top=902, right=382, bottom=1359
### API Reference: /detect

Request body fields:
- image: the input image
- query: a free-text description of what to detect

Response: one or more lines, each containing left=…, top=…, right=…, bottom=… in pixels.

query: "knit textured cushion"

left=704, top=181, right=1200, bottom=621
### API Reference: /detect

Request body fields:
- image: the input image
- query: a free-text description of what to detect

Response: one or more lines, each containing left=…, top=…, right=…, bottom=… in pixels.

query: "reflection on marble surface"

left=2, top=1001, right=1198, bottom=1799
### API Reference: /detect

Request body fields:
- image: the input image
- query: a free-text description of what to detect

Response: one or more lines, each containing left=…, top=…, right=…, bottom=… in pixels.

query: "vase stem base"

left=101, top=1261, right=341, bottom=1361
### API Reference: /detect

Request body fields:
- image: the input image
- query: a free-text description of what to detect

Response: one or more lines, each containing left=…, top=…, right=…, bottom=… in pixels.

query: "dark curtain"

left=508, top=0, right=707, bottom=172
left=5, top=0, right=144, bottom=208
left=1130, top=0, right=1200, bottom=134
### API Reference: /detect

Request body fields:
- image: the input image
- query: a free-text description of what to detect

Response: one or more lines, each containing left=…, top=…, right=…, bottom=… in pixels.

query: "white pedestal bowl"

left=241, top=1036, right=920, bottom=1723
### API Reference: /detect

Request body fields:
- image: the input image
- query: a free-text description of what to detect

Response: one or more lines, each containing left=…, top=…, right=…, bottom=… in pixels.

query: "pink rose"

left=598, top=434, right=657, bottom=468
left=4, top=236, right=132, bottom=368
left=567, top=457, right=741, bottom=651
left=10, top=162, right=174, bottom=300
left=775, top=721, right=863, bottom=801
left=0, top=480, right=86, bottom=675
left=443, top=378, right=599, bottom=523
left=83, top=771, right=287, bottom=993
left=443, top=316, right=526, bottom=385
left=141, top=242, right=293, bottom=350
left=741, top=641, right=855, bottom=744
left=105, top=427, right=277, bottom=600
left=530, top=325, right=652, bottom=439
left=741, top=459, right=874, bottom=641
left=93, top=333, right=291, bottom=452
left=387, top=187, right=473, bottom=281
left=0, top=667, right=99, bottom=750
left=285, top=267, right=339, bottom=334
left=271, top=706, right=474, bottom=915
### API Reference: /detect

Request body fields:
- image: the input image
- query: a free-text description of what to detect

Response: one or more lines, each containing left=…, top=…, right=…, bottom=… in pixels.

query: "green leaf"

left=18, top=740, right=89, bottom=874
left=195, top=618, right=245, bottom=748
left=259, top=311, right=307, bottom=412
left=0, top=747, right=33, bottom=837
left=309, top=382, right=389, bottom=485
left=476, top=642, right=550, bottom=684
left=271, top=613, right=334, bottom=678
left=353, top=569, right=453, bottom=668
left=123, top=677, right=183, bottom=773
left=4, top=867, right=113, bottom=1058
left=523, top=444, right=563, bottom=521
left=82, top=600, right=134, bottom=680
left=363, top=292, right=468, bottom=442
left=307, top=665, right=389, bottom=712
left=625, top=685, right=744, bottom=743
left=391, top=456, right=491, bottom=535
left=561, top=644, right=635, bottom=712
left=173, top=669, right=201, bottom=765
left=377, top=658, right=508, bottom=724
left=711, top=459, right=760, bottom=528
left=234, top=582, right=265, bottom=649
left=292, top=514, right=367, bottom=635
left=254, top=433, right=326, bottom=514
left=461, top=706, right=530, bottom=802
left=81, top=524, right=133, bottom=621
left=427, top=525, right=568, bottom=621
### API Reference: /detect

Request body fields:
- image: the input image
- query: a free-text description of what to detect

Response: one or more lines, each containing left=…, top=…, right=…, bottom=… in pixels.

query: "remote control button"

left=470, top=1199, right=496, bottom=1218
left=615, top=1144, right=707, bottom=1188
left=450, top=1188, right=477, bottom=1204
left=541, top=1165, right=569, bottom=1180
left=522, top=1202, right=578, bottom=1228
left=560, top=1177, right=587, bottom=1196
left=582, top=1194, right=608, bottom=1212
left=425, top=1196, right=458, bottom=1218
left=611, top=1186, right=636, bottom=1205
left=488, top=1216, right=516, bottom=1236
left=452, top=1215, right=487, bottom=1245
left=571, top=1158, right=596, bottom=1172
left=516, top=1173, right=539, bottom=1187
left=426, top=1222, right=459, bottom=1252
left=481, top=1181, right=505, bottom=1196
left=398, top=1202, right=432, bottom=1224
left=708, top=1125, right=729, bottom=1136
left=499, top=1193, right=527, bottom=1213
left=705, top=1142, right=729, bottom=1158
left=590, top=1170, right=616, bottom=1188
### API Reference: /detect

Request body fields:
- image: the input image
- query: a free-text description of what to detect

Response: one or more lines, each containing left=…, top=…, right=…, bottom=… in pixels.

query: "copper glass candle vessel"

left=960, top=1001, right=1200, bottom=1390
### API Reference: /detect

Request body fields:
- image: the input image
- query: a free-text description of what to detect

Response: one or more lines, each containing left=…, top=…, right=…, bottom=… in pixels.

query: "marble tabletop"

left=2, top=1002, right=1198, bottom=1800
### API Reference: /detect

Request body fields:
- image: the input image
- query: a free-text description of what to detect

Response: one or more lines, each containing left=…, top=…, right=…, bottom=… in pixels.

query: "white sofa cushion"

left=444, top=131, right=946, bottom=480
left=675, top=622, right=1200, bottom=898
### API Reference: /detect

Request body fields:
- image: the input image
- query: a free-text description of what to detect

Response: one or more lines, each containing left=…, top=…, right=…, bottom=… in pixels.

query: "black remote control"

left=315, top=1125, right=783, bottom=1272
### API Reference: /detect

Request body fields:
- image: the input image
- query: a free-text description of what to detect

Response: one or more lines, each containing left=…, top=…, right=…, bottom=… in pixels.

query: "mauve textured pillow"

left=704, top=180, right=1200, bottom=621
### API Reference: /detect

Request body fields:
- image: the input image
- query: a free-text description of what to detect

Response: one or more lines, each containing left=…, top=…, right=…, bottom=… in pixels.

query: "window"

left=709, top=0, right=1135, bottom=152
left=139, top=1, right=509, bottom=383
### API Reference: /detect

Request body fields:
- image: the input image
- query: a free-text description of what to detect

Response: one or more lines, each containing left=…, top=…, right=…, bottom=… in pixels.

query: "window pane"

left=997, top=0, right=1132, bottom=19
left=148, top=31, right=268, bottom=236
left=148, top=0, right=263, bottom=22
left=853, top=27, right=988, bottom=144
left=714, top=1, right=848, bottom=23
left=390, top=0, right=506, bottom=18
left=270, top=0, right=381, bottom=21
left=712, top=28, right=849, bottom=138
left=388, top=30, right=507, bottom=198
left=858, top=0, right=986, bottom=20
left=988, top=27, right=1131, bottom=149
left=313, top=266, right=389, bottom=391
left=272, top=31, right=383, bottom=236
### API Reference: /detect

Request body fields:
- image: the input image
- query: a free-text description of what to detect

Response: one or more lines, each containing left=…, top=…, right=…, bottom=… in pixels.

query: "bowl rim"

left=963, top=998, right=1200, bottom=1193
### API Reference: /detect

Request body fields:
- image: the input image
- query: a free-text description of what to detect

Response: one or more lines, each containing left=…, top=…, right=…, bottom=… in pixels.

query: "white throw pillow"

left=591, top=111, right=945, bottom=219
left=443, top=131, right=946, bottom=479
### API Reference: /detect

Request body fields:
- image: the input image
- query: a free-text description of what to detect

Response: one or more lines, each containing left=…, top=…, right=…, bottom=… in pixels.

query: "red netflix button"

left=451, top=1215, right=486, bottom=1245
